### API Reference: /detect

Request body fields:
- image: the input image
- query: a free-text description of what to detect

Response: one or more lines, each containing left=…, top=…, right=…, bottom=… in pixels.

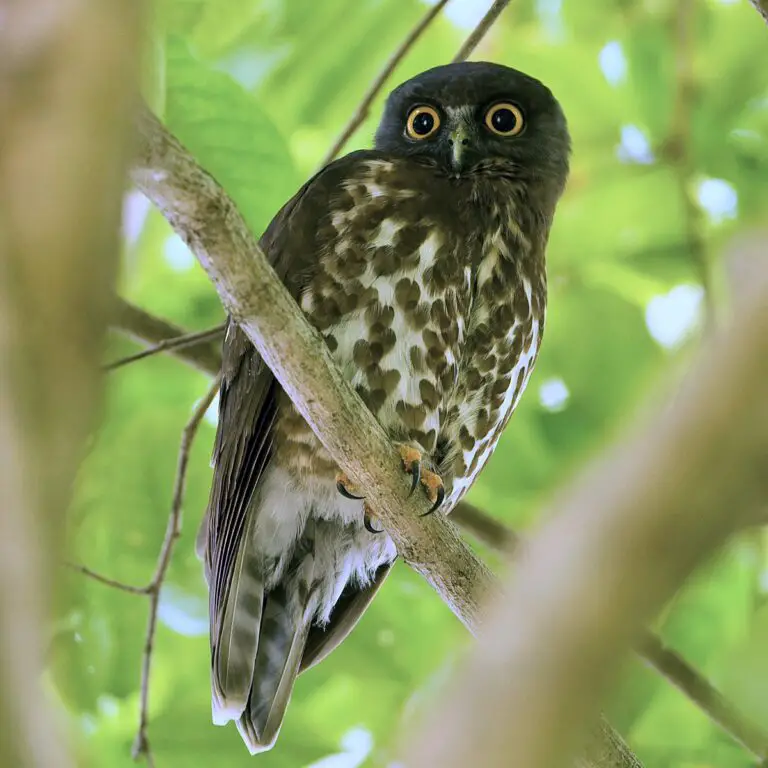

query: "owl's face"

left=375, top=62, right=570, bottom=189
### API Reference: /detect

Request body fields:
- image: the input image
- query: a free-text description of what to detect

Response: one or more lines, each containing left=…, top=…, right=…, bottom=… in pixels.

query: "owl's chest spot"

left=303, top=217, right=474, bottom=455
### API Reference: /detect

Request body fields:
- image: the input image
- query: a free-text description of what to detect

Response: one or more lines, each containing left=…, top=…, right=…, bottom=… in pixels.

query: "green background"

left=58, top=1, right=768, bottom=766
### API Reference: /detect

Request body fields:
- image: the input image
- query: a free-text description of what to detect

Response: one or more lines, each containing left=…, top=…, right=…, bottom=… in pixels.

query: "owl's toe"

left=419, top=469, right=445, bottom=516
left=363, top=502, right=383, bottom=534
left=335, top=471, right=364, bottom=500
left=395, top=443, right=445, bottom=515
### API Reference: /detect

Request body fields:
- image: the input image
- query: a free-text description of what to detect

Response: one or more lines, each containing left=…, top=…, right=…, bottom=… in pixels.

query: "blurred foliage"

left=58, top=0, right=768, bottom=766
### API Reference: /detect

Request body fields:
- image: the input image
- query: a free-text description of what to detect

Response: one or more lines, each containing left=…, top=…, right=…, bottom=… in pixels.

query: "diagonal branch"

left=454, top=507, right=768, bottom=762
left=320, top=0, right=451, bottom=166
left=321, top=0, right=514, bottom=165
left=111, top=297, right=223, bottom=374
left=452, top=0, right=513, bottom=63
left=107, top=306, right=768, bottom=761
left=105, top=322, right=225, bottom=371
left=750, top=0, right=768, bottom=24
left=132, top=374, right=221, bottom=765
left=128, top=106, right=639, bottom=767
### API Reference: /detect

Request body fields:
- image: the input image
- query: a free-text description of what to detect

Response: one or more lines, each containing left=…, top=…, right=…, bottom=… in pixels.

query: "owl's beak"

left=449, top=126, right=469, bottom=174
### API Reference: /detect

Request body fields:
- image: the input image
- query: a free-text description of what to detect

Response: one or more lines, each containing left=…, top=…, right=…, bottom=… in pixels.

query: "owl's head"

left=375, top=62, right=570, bottom=190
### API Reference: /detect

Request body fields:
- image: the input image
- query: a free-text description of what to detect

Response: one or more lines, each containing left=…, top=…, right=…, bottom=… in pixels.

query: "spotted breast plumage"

left=198, top=61, right=570, bottom=753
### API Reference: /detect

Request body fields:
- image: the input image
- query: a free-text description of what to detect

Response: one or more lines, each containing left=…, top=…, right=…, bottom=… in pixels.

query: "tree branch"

left=663, top=0, right=713, bottom=324
left=111, top=297, right=223, bottom=374
left=108, top=305, right=768, bottom=761
left=0, top=1, right=141, bottom=766
left=451, top=0, right=513, bottom=63
left=321, top=0, right=514, bottom=166
left=132, top=375, right=221, bottom=765
left=129, top=102, right=641, bottom=767
left=404, top=233, right=768, bottom=767
left=105, top=321, right=225, bottom=371
left=750, top=0, right=768, bottom=24
left=320, top=0, right=451, bottom=166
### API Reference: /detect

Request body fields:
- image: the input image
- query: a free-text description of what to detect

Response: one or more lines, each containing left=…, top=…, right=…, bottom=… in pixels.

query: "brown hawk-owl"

left=198, top=61, right=570, bottom=753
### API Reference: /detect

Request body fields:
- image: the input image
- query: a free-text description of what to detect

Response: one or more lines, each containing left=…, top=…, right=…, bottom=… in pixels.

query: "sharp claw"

left=337, top=480, right=364, bottom=500
left=364, top=514, right=383, bottom=534
left=422, top=482, right=446, bottom=516
left=408, top=460, right=421, bottom=497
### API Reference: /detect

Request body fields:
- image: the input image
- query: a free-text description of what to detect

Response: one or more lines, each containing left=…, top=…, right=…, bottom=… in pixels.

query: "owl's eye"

left=484, top=103, right=524, bottom=136
left=405, top=106, right=441, bottom=140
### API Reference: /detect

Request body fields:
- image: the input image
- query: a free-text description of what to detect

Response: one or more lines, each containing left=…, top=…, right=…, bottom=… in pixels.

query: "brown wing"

left=202, top=151, right=398, bottom=742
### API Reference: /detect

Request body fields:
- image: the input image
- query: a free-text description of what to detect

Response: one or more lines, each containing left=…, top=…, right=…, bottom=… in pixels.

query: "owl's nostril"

left=461, top=138, right=469, bottom=145
left=447, top=138, right=454, bottom=145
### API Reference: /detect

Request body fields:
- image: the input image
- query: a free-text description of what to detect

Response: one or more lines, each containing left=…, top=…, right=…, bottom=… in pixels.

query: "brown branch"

left=451, top=507, right=768, bottom=761
left=320, top=0, right=451, bottom=166
left=66, top=563, right=149, bottom=596
left=750, top=0, right=768, bottom=24
left=321, top=0, right=514, bottom=165
left=129, top=105, right=640, bottom=768
left=0, top=1, right=141, bottom=766
left=132, top=374, right=221, bottom=764
left=636, top=631, right=768, bottom=760
left=404, top=233, right=768, bottom=767
left=112, top=297, right=223, bottom=374
left=663, top=0, right=713, bottom=324
left=452, top=0, right=513, bottom=63
left=107, top=300, right=767, bottom=764
left=105, top=321, right=225, bottom=371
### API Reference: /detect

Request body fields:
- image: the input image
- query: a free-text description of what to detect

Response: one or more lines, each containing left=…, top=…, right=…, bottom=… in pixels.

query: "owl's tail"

left=209, top=517, right=317, bottom=754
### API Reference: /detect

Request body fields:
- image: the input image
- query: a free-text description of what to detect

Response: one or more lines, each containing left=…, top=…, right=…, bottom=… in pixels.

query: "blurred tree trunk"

left=0, top=1, right=142, bottom=765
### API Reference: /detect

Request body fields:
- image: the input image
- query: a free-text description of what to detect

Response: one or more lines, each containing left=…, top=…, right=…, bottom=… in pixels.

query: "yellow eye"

left=484, top=102, right=524, bottom=136
left=406, top=105, right=441, bottom=140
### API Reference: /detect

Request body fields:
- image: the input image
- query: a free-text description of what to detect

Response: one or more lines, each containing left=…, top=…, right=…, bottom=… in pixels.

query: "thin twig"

left=112, top=297, right=223, bottom=374
left=104, top=300, right=768, bottom=762
left=452, top=0, right=513, bottom=63
left=320, top=0, right=451, bottom=166
left=749, top=0, right=768, bottom=24
left=665, top=0, right=713, bottom=325
left=66, top=563, right=149, bottom=595
left=637, top=631, right=768, bottom=761
left=131, top=374, right=221, bottom=764
left=451, top=505, right=768, bottom=762
left=105, top=323, right=225, bottom=371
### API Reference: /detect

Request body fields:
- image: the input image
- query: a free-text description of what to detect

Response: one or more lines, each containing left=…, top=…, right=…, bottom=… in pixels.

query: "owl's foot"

left=336, top=471, right=364, bottom=500
left=363, top=502, right=383, bottom=534
left=397, top=444, right=446, bottom=515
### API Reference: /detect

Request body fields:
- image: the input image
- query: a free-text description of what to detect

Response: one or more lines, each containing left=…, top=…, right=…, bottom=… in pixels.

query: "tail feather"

left=212, top=519, right=317, bottom=752
left=211, top=510, right=264, bottom=725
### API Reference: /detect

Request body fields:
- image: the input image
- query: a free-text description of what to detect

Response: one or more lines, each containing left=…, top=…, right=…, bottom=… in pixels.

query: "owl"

left=198, top=61, right=570, bottom=753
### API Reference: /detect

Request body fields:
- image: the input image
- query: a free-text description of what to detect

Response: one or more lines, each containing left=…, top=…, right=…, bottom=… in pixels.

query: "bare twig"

left=0, top=0, right=141, bottom=766
left=405, top=234, right=768, bottom=768
left=131, top=374, right=221, bottom=764
left=130, top=105, right=639, bottom=768
left=105, top=322, right=225, bottom=371
left=636, top=631, right=768, bottom=760
left=321, top=0, right=516, bottom=166
left=320, top=0, right=451, bottom=166
left=66, top=563, right=149, bottom=596
left=106, top=305, right=768, bottom=762
left=112, top=297, right=223, bottom=374
left=750, top=0, right=768, bottom=24
left=664, top=0, right=713, bottom=324
left=452, top=0, right=513, bottom=63
left=451, top=507, right=768, bottom=761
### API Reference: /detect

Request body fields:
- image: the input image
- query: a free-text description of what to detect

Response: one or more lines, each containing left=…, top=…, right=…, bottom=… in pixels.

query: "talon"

left=364, top=514, right=383, bottom=534
left=335, top=471, right=364, bottom=500
left=408, top=460, right=420, bottom=496
left=422, top=482, right=446, bottom=516
left=398, top=444, right=422, bottom=496
left=419, top=469, right=445, bottom=516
